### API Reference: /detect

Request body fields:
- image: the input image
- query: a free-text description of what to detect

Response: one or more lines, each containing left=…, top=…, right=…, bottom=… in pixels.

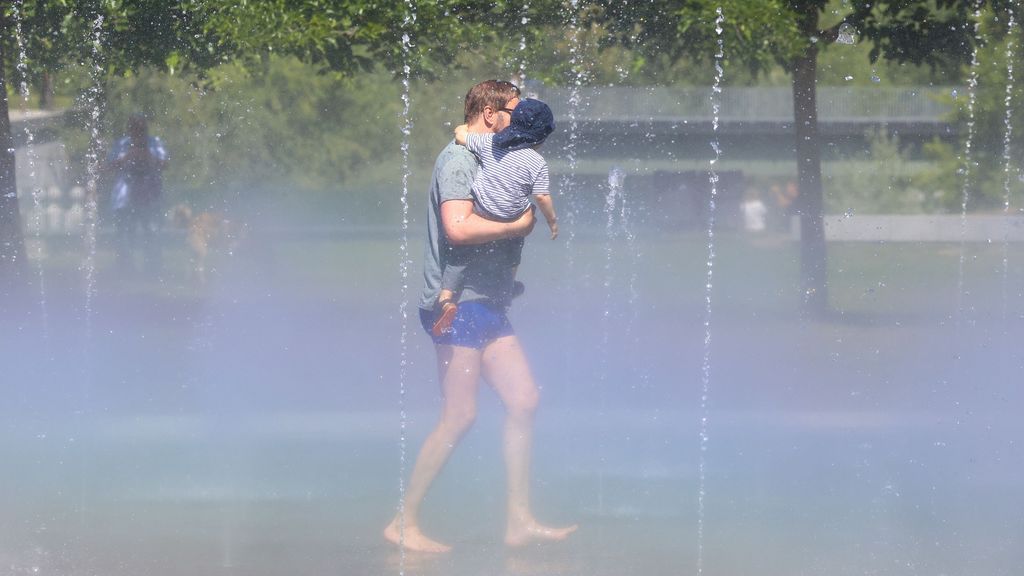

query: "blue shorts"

left=419, top=300, right=514, bottom=349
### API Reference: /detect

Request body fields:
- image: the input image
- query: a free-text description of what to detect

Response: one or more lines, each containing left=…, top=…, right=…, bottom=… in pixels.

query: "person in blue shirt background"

left=107, top=113, right=168, bottom=274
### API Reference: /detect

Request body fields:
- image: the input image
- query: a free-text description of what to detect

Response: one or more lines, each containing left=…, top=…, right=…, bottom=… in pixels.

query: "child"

left=433, top=98, right=559, bottom=336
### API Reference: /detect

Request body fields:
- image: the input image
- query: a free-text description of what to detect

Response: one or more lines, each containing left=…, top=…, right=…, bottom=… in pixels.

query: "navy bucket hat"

left=493, top=98, right=555, bottom=151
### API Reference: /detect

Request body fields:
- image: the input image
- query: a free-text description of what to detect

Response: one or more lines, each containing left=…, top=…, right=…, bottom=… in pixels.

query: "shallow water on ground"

left=3, top=232, right=1022, bottom=575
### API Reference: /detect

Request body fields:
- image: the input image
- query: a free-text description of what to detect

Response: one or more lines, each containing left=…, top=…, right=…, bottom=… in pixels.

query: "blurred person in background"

left=107, top=113, right=168, bottom=274
left=741, top=187, right=768, bottom=233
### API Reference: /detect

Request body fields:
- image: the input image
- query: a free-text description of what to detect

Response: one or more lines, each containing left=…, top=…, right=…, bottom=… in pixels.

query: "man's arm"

left=441, top=199, right=535, bottom=246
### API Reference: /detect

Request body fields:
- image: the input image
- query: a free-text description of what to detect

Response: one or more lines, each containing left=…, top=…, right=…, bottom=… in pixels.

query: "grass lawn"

left=28, top=227, right=1022, bottom=323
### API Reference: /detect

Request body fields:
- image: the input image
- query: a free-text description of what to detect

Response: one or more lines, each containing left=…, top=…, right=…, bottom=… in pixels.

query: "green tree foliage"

left=826, top=129, right=942, bottom=214
left=187, top=0, right=569, bottom=79
left=99, top=59, right=402, bottom=206
left=2, top=0, right=225, bottom=288
left=922, top=9, right=1024, bottom=212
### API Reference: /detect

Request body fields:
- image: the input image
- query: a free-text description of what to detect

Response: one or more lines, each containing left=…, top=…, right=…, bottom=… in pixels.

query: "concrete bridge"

left=531, top=85, right=957, bottom=160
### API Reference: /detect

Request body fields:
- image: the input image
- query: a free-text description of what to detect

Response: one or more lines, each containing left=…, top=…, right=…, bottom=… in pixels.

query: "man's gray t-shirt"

left=418, top=140, right=519, bottom=311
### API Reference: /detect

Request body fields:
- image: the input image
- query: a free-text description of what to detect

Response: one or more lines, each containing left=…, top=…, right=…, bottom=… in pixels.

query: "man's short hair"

left=464, top=80, right=520, bottom=123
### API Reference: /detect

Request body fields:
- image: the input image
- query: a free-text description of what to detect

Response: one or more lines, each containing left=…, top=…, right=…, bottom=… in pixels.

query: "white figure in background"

left=741, top=188, right=768, bottom=233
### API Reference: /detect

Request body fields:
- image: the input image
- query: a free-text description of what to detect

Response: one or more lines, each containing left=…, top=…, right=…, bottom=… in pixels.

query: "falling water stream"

left=601, top=181, right=618, bottom=301
left=697, top=8, right=725, bottom=575
left=615, top=169, right=649, bottom=395
left=1000, top=12, right=1016, bottom=323
left=12, top=0, right=49, bottom=342
left=557, top=0, right=587, bottom=502
left=395, top=2, right=416, bottom=572
left=596, top=168, right=624, bottom=514
left=71, top=10, right=106, bottom=535
left=82, top=14, right=105, bottom=346
left=956, top=6, right=983, bottom=325
left=616, top=171, right=639, bottom=310
left=517, top=2, right=530, bottom=88
left=560, top=0, right=584, bottom=257
left=601, top=167, right=642, bottom=381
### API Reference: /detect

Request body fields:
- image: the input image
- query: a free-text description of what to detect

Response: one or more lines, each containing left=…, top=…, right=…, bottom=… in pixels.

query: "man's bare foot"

left=384, top=518, right=452, bottom=553
left=505, top=520, right=578, bottom=547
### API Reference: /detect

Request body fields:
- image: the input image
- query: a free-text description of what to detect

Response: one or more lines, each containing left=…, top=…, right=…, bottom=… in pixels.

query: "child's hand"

left=454, top=124, right=469, bottom=146
left=549, top=220, right=559, bottom=240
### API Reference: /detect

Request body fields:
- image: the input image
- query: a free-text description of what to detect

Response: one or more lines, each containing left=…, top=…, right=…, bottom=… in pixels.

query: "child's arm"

left=454, top=126, right=490, bottom=156
left=532, top=194, right=558, bottom=240
left=454, top=124, right=468, bottom=146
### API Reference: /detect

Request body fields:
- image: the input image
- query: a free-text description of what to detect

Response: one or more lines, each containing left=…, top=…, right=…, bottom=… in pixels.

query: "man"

left=107, top=114, right=168, bottom=273
left=384, top=80, right=577, bottom=553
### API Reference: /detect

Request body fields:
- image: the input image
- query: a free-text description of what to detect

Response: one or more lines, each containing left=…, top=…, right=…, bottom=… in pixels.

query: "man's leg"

left=384, top=343, right=482, bottom=552
left=481, top=334, right=578, bottom=547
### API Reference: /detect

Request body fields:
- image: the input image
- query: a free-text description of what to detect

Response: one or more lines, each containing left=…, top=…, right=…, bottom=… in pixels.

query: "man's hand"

left=513, top=205, right=537, bottom=237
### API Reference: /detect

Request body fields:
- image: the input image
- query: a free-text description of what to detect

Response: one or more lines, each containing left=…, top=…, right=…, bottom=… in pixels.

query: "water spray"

left=395, top=1, right=417, bottom=570
left=697, top=7, right=725, bottom=575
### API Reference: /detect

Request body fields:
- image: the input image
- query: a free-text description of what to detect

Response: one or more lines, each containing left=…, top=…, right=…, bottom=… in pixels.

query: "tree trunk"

left=791, top=32, right=829, bottom=316
left=40, top=72, right=55, bottom=110
left=0, top=27, right=30, bottom=295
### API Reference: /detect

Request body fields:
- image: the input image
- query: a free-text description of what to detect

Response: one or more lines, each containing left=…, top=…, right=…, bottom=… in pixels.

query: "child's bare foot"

left=431, top=299, right=457, bottom=336
left=384, top=518, right=452, bottom=553
left=505, top=519, right=578, bottom=548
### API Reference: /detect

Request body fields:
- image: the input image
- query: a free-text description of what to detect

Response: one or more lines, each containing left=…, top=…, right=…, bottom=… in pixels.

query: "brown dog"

left=170, top=204, right=246, bottom=284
